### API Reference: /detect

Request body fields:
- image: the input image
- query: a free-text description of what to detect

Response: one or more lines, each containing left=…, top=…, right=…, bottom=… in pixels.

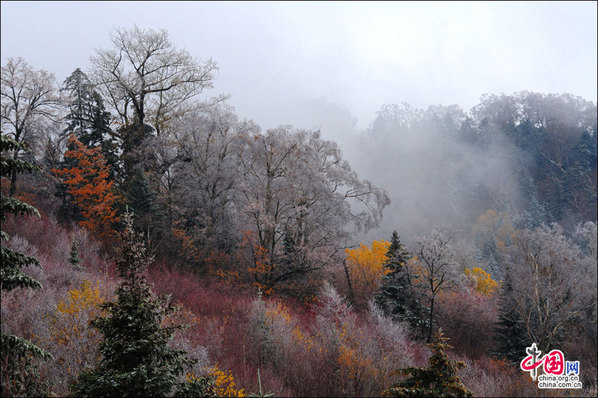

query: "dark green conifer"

left=382, top=329, right=473, bottom=397
left=1, top=135, right=53, bottom=396
left=62, top=68, right=114, bottom=150
left=375, top=230, right=429, bottom=339
left=492, top=267, right=531, bottom=365
left=69, top=239, right=81, bottom=269
left=126, top=171, right=159, bottom=227
left=70, top=212, right=209, bottom=397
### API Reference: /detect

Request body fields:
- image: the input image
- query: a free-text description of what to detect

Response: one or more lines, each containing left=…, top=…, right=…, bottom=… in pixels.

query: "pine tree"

left=382, top=329, right=473, bottom=397
left=375, top=230, right=429, bottom=339
left=70, top=212, right=208, bottom=397
left=492, top=267, right=531, bottom=364
left=1, top=135, right=53, bottom=396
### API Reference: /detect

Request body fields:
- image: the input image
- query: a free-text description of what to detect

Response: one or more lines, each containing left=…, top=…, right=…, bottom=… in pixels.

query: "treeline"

left=353, top=92, right=597, bottom=240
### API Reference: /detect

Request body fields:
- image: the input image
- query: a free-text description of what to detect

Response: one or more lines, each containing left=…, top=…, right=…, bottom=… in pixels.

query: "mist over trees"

left=350, top=93, right=596, bottom=240
left=1, top=24, right=596, bottom=397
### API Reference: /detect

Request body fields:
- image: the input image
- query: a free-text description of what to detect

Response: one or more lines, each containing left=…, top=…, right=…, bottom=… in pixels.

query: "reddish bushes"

left=4, top=211, right=596, bottom=396
left=435, top=290, right=498, bottom=359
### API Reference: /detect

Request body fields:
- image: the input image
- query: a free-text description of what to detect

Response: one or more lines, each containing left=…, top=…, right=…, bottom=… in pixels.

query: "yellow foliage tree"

left=210, top=366, right=246, bottom=397
left=187, top=367, right=245, bottom=397
left=464, top=267, right=498, bottom=297
left=345, top=240, right=391, bottom=304
left=46, top=280, right=107, bottom=395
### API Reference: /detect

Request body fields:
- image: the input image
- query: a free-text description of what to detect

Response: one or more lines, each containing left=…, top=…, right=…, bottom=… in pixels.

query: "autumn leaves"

left=52, top=136, right=119, bottom=242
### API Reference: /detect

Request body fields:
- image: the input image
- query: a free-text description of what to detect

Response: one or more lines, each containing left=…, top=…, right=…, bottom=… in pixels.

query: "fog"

left=2, top=1, right=596, bottom=241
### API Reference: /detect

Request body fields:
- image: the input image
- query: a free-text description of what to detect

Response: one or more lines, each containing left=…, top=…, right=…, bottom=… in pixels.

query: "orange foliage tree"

left=53, top=135, right=120, bottom=241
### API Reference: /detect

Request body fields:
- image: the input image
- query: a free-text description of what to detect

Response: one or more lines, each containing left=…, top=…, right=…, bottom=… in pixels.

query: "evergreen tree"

left=120, top=122, right=155, bottom=184
left=69, top=239, right=81, bottom=269
left=382, top=329, right=473, bottom=397
left=375, top=230, right=429, bottom=339
left=126, top=171, right=159, bottom=230
left=125, top=170, right=169, bottom=256
left=492, top=267, right=531, bottom=365
left=57, top=69, right=120, bottom=224
left=62, top=69, right=112, bottom=148
left=55, top=136, right=83, bottom=223
left=61, top=68, right=120, bottom=182
left=1, top=135, right=53, bottom=396
left=70, top=212, right=208, bottom=397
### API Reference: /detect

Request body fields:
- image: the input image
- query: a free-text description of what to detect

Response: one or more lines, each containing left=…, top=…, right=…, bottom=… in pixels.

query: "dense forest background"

left=1, top=26, right=596, bottom=397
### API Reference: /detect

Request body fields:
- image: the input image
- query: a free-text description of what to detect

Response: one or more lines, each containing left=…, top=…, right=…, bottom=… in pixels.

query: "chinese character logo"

left=543, top=350, right=564, bottom=375
left=520, top=343, right=543, bottom=381
left=520, top=343, right=582, bottom=389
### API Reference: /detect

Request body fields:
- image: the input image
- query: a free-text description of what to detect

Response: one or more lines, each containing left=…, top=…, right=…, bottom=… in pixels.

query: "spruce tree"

left=375, top=230, right=429, bottom=339
left=126, top=171, right=160, bottom=230
left=492, top=267, right=531, bottom=364
left=62, top=68, right=114, bottom=150
left=1, top=135, right=53, bottom=396
left=70, top=212, right=208, bottom=397
left=382, top=329, right=473, bottom=397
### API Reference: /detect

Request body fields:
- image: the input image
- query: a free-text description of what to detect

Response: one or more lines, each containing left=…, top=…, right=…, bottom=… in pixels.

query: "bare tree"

left=574, top=221, right=597, bottom=262
left=409, top=228, right=460, bottom=341
left=505, top=223, right=597, bottom=353
left=90, top=25, right=218, bottom=136
left=237, top=127, right=389, bottom=293
left=168, top=103, right=257, bottom=251
left=1, top=57, right=62, bottom=196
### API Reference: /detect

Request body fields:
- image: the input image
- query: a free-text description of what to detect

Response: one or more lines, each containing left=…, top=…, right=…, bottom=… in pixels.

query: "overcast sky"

left=2, top=1, right=596, bottom=133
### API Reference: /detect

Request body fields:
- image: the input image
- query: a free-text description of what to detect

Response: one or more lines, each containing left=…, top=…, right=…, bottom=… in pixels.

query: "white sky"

left=1, top=1, right=596, bottom=132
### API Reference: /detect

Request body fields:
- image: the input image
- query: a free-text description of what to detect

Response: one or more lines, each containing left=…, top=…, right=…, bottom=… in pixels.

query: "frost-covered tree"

left=90, top=25, right=217, bottom=135
left=503, top=223, right=597, bottom=353
left=382, top=329, right=473, bottom=397
left=574, top=221, right=597, bottom=262
left=1, top=57, right=61, bottom=196
left=376, top=231, right=429, bottom=339
left=237, top=127, right=389, bottom=294
left=169, top=103, right=255, bottom=253
left=409, top=229, right=460, bottom=342
left=90, top=25, right=220, bottom=214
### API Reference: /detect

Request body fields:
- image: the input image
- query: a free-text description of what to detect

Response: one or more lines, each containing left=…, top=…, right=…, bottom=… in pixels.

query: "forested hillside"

left=1, top=26, right=596, bottom=397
